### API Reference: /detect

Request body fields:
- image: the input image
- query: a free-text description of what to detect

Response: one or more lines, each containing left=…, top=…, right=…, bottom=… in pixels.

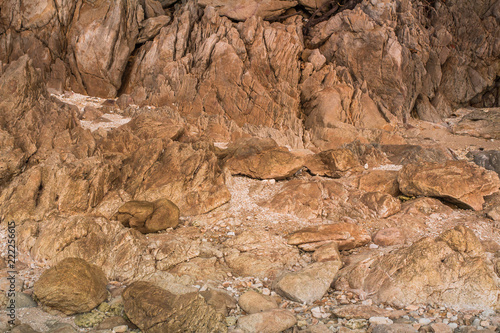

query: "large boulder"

left=123, top=281, right=227, bottom=333
left=398, top=160, right=500, bottom=210
left=334, top=226, right=500, bottom=310
left=223, top=138, right=304, bottom=180
left=236, top=309, right=297, bottom=333
left=34, top=258, right=108, bottom=315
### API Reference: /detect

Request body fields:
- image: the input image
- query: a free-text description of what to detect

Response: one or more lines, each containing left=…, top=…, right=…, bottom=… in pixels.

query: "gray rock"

left=371, top=324, right=418, bottom=333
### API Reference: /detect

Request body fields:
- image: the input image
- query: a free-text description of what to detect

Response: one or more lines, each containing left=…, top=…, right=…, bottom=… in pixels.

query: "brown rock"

left=96, top=316, right=130, bottom=330
left=123, top=281, right=227, bottom=333
left=34, top=258, right=108, bottom=315
left=372, top=228, right=405, bottom=247
left=238, top=290, right=278, bottom=314
left=381, top=145, right=453, bottom=165
left=452, top=108, right=500, bottom=140
left=430, top=323, right=453, bottom=333
left=332, top=305, right=396, bottom=320
left=224, top=230, right=300, bottom=279
left=398, top=160, right=500, bottom=210
left=361, top=192, right=401, bottom=218
left=224, top=138, right=304, bottom=180
left=115, top=199, right=180, bottom=233
left=66, top=0, right=142, bottom=97
left=197, top=0, right=298, bottom=21
left=358, top=170, right=400, bottom=197
left=259, top=179, right=322, bottom=219
left=137, top=15, right=172, bottom=43
left=236, top=309, right=297, bottom=333
left=335, top=226, right=500, bottom=310
left=312, top=241, right=341, bottom=262
left=315, top=148, right=362, bottom=178
left=200, top=289, right=237, bottom=316
left=80, top=106, right=103, bottom=121
left=287, top=223, right=371, bottom=251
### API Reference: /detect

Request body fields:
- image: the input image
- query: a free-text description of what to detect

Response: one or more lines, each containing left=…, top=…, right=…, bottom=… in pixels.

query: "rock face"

left=198, top=0, right=298, bottom=21
left=335, top=226, right=500, bottom=310
left=398, top=161, right=500, bottom=210
left=238, top=290, right=278, bottom=314
left=123, top=281, right=227, bottom=333
left=115, top=198, right=180, bottom=233
left=287, top=223, right=371, bottom=251
left=34, top=258, right=108, bottom=315
left=274, top=261, right=342, bottom=304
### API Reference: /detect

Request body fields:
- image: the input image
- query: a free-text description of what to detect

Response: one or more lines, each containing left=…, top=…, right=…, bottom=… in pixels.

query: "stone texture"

left=468, top=150, right=500, bottom=176
left=200, top=289, right=237, bottom=316
left=238, top=290, right=278, bottom=314
left=197, top=0, right=298, bottom=21
left=224, top=230, right=301, bottom=280
left=372, top=228, right=405, bottom=247
left=287, top=223, right=371, bottom=251
left=453, top=109, right=500, bottom=139
left=114, top=198, right=180, bottom=233
left=66, top=0, right=142, bottom=97
left=223, top=138, right=304, bottom=180
left=34, top=258, right=108, bottom=315
left=358, top=170, right=400, bottom=197
left=361, top=192, right=401, bottom=218
left=123, top=281, right=227, bottom=333
left=332, top=305, right=397, bottom=320
left=398, top=161, right=500, bottom=210
left=335, top=226, right=500, bottom=310
left=273, top=261, right=342, bottom=304
left=236, top=309, right=297, bottom=333
left=312, top=241, right=341, bottom=262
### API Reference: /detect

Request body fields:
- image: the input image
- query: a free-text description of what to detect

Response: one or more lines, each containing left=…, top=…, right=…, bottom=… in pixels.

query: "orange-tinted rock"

left=373, top=228, right=405, bottom=247
left=361, top=192, right=401, bottom=218
left=224, top=138, right=304, bottom=180
left=358, top=170, right=400, bottom=197
left=287, top=223, right=371, bottom=250
left=398, top=161, right=500, bottom=210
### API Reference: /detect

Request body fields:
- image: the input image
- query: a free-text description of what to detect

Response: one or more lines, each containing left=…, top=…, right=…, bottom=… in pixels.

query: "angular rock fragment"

left=287, top=223, right=371, bottom=251
left=361, top=192, right=401, bottom=218
left=123, top=281, right=227, bottom=333
left=273, top=261, right=342, bottom=304
left=398, top=160, right=500, bottom=210
left=452, top=108, right=500, bottom=140
left=34, top=258, right=107, bottom=315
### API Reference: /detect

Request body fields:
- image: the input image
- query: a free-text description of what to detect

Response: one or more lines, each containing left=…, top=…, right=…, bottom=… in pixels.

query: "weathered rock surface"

left=335, top=226, right=500, bottom=310
left=358, top=170, right=400, bottom=197
left=236, top=309, right=297, bottom=333
left=312, top=241, right=341, bottom=263
left=361, top=192, right=401, bottom=218
left=398, top=161, right=500, bottom=210
left=224, top=230, right=301, bottom=279
left=274, top=261, right=342, bottom=304
left=114, top=198, right=179, bottom=233
left=288, top=223, right=371, bottom=251
left=468, top=150, right=500, bottom=176
left=372, top=228, right=405, bottom=247
left=198, top=0, right=298, bottom=21
left=452, top=109, right=500, bottom=139
left=238, top=290, right=278, bottom=314
left=34, top=258, right=107, bottom=315
left=223, top=138, right=304, bottom=180
left=123, top=281, right=227, bottom=333
left=332, top=305, right=399, bottom=320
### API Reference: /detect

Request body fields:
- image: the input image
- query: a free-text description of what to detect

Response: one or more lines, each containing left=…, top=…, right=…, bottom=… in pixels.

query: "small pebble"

left=448, top=323, right=458, bottom=330
left=369, top=317, right=393, bottom=325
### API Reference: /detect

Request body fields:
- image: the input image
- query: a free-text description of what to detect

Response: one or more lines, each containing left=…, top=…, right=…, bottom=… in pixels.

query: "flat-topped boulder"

left=398, top=160, right=500, bottom=210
